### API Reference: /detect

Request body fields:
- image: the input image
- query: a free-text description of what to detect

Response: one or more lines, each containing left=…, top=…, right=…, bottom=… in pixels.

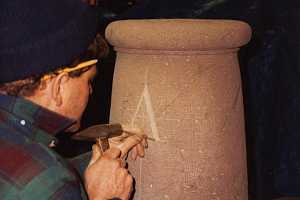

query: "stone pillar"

left=106, top=19, right=251, bottom=200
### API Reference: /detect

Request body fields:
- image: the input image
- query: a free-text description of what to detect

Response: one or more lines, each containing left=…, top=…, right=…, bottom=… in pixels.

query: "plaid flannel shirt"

left=0, top=94, right=90, bottom=200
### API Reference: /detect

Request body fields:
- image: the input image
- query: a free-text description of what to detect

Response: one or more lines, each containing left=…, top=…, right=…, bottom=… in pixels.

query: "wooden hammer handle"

left=96, top=137, right=110, bottom=155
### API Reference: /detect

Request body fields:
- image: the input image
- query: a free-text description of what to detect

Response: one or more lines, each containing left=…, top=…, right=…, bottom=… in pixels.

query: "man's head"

left=0, top=34, right=108, bottom=131
left=28, top=61, right=98, bottom=132
left=0, top=0, right=108, bottom=131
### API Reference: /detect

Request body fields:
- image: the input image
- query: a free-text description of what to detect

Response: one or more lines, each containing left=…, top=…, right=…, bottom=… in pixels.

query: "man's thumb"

left=88, top=144, right=102, bottom=166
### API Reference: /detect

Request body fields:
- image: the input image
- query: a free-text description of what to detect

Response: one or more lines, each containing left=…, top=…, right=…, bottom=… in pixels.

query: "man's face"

left=60, top=65, right=97, bottom=132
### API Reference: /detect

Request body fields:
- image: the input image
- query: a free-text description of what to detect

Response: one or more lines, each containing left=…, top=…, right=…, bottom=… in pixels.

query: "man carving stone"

left=0, top=0, right=146, bottom=199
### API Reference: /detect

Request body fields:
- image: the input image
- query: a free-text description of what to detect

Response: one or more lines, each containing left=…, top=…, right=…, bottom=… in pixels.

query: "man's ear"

left=51, top=72, right=69, bottom=107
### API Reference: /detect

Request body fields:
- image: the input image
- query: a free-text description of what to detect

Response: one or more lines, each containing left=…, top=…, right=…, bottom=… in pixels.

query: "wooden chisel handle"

left=96, top=137, right=110, bottom=155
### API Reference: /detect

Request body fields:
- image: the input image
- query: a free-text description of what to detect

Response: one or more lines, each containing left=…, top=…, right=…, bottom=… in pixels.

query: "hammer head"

left=71, top=123, right=123, bottom=141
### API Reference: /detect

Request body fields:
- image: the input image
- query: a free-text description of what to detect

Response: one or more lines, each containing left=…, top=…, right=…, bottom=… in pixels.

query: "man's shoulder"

left=0, top=137, right=82, bottom=199
left=0, top=124, right=59, bottom=168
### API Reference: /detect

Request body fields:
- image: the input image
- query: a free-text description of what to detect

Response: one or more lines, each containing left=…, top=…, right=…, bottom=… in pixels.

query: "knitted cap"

left=0, top=0, right=98, bottom=83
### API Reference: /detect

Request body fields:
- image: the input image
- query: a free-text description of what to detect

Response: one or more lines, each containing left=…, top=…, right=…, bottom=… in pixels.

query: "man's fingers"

left=131, top=146, right=138, bottom=160
left=119, top=175, right=133, bottom=200
left=137, top=143, right=145, bottom=157
left=125, top=175, right=133, bottom=187
left=142, top=138, right=148, bottom=149
left=125, top=175, right=133, bottom=199
left=118, top=135, right=143, bottom=158
left=103, top=147, right=121, bottom=159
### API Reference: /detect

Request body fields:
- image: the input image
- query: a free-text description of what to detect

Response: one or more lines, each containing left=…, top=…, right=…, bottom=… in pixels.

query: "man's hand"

left=84, top=146, right=133, bottom=200
left=109, top=128, right=148, bottom=160
left=84, top=127, right=148, bottom=200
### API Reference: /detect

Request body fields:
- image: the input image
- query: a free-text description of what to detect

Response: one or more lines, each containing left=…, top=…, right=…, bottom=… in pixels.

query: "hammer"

left=71, top=123, right=153, bottom=154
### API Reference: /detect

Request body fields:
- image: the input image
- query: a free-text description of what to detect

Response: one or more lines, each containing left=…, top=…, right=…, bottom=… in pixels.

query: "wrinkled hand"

left=109, top=126, right=148, bottom=160
left=84, top=146, right=133, bottom=200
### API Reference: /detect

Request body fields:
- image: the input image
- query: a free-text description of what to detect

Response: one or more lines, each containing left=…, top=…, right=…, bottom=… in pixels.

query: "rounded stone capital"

left=105, top=19, right=252, bottom=52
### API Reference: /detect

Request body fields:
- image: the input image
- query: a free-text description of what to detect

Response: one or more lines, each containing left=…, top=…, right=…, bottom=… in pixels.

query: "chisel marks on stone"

left=130, top=68, right=162, bottom=142
left=143, top=84, right=161, bottom=141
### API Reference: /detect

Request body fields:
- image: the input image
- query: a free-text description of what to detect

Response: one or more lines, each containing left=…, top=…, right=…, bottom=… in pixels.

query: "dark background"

left=56, top=0, right=300, bottom=199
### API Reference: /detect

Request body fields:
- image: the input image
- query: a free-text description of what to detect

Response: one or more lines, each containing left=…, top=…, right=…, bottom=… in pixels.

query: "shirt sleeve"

left=16, top=166, right=87, bottom=200
left=47, top=180, right=85, bottom=200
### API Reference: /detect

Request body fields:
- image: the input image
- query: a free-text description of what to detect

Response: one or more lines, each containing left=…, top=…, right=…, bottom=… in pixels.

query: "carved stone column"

left=106, top=19, right=251, bottom=200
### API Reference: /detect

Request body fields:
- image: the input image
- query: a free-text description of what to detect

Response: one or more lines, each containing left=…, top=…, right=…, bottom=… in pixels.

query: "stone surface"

left=105, top=19, right=251, bottom=51
left=106, top=19, right=251, bottom=200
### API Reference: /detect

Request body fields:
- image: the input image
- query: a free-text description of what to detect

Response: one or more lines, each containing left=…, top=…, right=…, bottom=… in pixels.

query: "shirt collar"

left=0, top=94, right=75, bottom=146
